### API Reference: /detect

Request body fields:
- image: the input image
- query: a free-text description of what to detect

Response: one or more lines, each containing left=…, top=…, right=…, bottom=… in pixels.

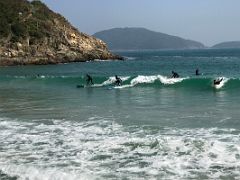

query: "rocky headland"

left=0, top=0, right=122, bottom=66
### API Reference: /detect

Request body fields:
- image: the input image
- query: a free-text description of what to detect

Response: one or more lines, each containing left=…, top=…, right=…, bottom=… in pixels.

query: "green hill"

left=94, top=27, right=205, bottom=50
left=0, top=0, right=121, bottom=66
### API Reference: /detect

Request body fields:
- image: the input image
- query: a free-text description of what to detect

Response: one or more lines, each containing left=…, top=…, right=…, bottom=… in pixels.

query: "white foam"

left=113, top=75, right=188, bottom=89
left=131, top=75, right=158, bottom=85
left=93, top=59, right=113, bottom=62
left=158, top=75, right=187, bottom=85
left=0, top=165, right=91, bottom=180
left=113, top=84, right=132, bottom=89
left=124, top=56, right=136, bottom=60
left=0, top=118, right=240, bottom=179
left=213, top=77, right=229, bottom=89
left=114, top=75, right=159, bottom=89
left=101, top=76, right=130, bottom=86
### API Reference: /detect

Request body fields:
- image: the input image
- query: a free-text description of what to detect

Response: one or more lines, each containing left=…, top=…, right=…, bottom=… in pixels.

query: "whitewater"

left=1, top=48, right=240, bottom=179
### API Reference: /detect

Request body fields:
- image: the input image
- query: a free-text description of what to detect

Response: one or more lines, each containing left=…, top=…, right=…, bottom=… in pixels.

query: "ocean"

left=0, top=48, right=240, bottom=179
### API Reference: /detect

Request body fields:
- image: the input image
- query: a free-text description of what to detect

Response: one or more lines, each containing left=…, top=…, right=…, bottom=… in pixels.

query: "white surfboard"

left=214, top=82, right=224, bottom=89
left=213, top=77, right=227, bottom=89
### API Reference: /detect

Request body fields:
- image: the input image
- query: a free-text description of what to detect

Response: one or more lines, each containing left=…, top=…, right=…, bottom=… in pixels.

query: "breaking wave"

left=0, top=75, right=239, bottom=90
left=0, top=117, right=240, bottom=179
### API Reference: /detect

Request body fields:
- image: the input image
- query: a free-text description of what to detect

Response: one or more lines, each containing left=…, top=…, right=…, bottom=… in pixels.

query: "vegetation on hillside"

left=0, top=0, right=122, bottom=65
left=0, top=0, right=68, bottom=44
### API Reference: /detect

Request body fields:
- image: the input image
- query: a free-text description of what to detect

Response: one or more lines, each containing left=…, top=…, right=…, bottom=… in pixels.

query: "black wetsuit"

left=196, top=69, right=200, bottom=76
left=214, top=78, right=223, bottom=85
left=115, top=76, right=122, bottom=86
left=172, top=71, right=179, bottom=78
left=86, top=74, right=93, bottom=85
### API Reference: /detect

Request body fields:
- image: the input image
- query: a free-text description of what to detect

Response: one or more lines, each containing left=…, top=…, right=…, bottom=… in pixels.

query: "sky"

left=41, top=0, right=240, bottom=46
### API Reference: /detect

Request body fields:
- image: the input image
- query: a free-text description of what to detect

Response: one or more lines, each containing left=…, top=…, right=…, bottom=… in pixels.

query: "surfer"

left=86, top=74, right=94, bottom=85
left=213, top=78, right=223, bottom=85
left=115, top=75, right=122, bottom=86
left=195, top=68, right=200, bottom=76
left=172, top=71, right=179, bottom=78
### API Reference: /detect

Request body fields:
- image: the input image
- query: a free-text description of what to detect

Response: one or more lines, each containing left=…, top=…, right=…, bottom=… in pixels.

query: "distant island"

left=212, top=41, right=240, bottom=49
left=0, top=0, right=122, bottom=66
left=94, top=27, right=205, bottom=51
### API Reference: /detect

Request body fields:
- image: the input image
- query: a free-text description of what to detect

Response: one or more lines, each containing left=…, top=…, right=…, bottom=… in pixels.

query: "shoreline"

left=0, top=55, right=124, bottom=66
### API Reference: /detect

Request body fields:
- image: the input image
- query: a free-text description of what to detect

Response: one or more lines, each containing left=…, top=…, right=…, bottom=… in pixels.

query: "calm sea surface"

left=0, top=49, right=240, bottom=179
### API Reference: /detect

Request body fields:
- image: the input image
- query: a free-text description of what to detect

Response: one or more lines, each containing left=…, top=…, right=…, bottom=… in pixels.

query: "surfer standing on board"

left=196, top=68, right=200, bottom=76
left=115, top=75, right=122, bottom=86
left=86, top=74, right=94, bottom=85
left=172, top=71, right=179, bottom=78
left=213, top=78, right=223, bottom=85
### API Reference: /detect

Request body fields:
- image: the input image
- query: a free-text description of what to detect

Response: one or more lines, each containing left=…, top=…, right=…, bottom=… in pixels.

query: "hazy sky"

left=41, top=0, right=240, bottom=46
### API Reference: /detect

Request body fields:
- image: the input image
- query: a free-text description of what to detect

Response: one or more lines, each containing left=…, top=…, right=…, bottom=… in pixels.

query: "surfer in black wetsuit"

left=195, top=68, right=200, bottom=76
left=86, top=74, right=94, bottom=85
left=213, top=78, right=223, bottom=85
left=115, top=75, right=122, bottom=86
left=172, top=71, right=179, bottom=78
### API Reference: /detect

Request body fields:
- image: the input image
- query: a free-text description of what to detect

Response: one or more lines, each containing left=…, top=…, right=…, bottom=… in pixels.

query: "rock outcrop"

left=0, top=0, right=122, bottom=66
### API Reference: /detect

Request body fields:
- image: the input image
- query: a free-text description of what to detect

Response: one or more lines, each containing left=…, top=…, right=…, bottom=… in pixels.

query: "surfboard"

left=214, top=82, right=224, bottom=89
left=106, top=84, right=122, bottom=90
left=213, top=78, right=225, bottom=89
left=76, top=84, right=85, bottom=88
left=77, top=84, right=98, bottom=89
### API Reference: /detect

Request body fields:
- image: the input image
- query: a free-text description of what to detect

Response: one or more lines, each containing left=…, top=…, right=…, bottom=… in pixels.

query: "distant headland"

left=93, top=27, right=205, bottom=51
left=0, top=0, right=122, bottom=66
left=212, top=41, right=240, bottom=49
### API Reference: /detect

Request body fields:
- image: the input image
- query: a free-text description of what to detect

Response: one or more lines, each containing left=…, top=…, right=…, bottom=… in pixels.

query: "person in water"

left=86, top=74, right=94, bottom=85
left=213, top=78, right=223, bottom=85
left=195, top=68, right=200, bottom=76
left=115, top=75, right=122, bottom=86
left=172, top=71, right=179, bottom=78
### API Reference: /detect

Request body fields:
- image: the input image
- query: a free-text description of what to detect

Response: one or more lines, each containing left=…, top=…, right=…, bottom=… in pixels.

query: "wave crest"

left=0, top=75, right=237, bottom=90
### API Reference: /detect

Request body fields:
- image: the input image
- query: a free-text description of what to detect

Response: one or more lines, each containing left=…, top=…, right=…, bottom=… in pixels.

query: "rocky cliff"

left=0, top=0, right=122, bottom=66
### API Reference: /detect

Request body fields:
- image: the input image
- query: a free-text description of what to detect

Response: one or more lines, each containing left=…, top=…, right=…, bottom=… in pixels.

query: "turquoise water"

left=0, top=49, right=240, bottom=179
